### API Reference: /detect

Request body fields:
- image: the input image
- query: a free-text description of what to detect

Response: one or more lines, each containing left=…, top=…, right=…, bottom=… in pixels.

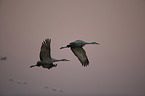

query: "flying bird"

left=60, top=40, right=99, bottom=67
left=30, top=38, right=70, bottom=69
left=0, top=56, right=7, bottom=60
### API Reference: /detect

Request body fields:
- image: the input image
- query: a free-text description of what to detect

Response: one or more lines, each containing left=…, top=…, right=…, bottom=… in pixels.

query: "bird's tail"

left=54, top=64, right=57, bottom=67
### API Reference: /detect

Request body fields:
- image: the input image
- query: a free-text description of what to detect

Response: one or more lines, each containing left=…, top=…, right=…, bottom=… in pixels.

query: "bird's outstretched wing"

left=71, top=47, right=89, bottom=67
left=40, top=38, right=51, bottom=61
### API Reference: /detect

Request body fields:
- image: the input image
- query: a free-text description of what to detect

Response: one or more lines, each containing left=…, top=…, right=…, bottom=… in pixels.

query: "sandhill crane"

left=0, top=56, right=7, bottom=60
left=30, top=38, right=70, bottom=69
left=60, top=40, right=99, bottom=67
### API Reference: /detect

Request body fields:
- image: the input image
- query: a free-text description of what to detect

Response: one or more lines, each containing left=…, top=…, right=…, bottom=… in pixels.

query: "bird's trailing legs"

left=60, top=46, right=68, bottom=49
left=30, top=65, right=37, bottom=68
left=60, top=45, right=71, bottom=49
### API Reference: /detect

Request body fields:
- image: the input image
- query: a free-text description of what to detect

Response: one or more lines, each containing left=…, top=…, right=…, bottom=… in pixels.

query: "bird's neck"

left=86, top=42, right=99, bottom=45
left=85, top=42, right=94, bottom=44
left=55, top=59, right=62, bottom=62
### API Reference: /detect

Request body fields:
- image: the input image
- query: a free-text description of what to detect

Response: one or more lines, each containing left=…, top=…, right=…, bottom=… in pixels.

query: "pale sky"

left=0, top=0, right=145, bottom=96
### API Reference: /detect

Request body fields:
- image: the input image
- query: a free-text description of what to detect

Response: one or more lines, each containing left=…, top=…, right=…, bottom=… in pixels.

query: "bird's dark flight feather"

left=40, top=38, right=51, bottom=61
left=71, top=47, right=89, bottom=67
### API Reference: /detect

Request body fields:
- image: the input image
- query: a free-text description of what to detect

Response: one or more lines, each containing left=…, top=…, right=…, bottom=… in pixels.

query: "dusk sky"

left=0, top=0, right=145, bottom=96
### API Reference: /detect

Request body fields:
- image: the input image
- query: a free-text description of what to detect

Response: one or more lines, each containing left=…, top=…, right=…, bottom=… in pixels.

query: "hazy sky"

left=0, top=0, right=145, bottom=96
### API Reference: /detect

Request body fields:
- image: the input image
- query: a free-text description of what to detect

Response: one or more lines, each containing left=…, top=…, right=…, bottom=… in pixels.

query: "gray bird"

left=30, top=38, right=70, bottom=69
left=60, top=40, right=99, bottom=67
left=0, top=56, right=7, bottom=60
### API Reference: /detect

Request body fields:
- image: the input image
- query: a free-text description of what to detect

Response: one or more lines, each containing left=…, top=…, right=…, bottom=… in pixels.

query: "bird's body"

left=30, top=38, right=69, bottom=69
left=35, top=61, right=56, bottom=69
left=60, top=40, right=99, bottom=67
left=69, top=40, right=86, bottom=47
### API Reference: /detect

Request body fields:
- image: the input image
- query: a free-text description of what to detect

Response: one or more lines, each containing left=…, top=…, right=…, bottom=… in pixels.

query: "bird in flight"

left=0, top=56, right=7, bottom=61
left=60, top=40, right=99, bottom=67
left=30, top=38, right=70, bottom=69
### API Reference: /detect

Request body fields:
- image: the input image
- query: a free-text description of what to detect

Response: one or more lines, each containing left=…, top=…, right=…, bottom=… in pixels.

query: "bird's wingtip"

left=82, top=60, right=89, bottom=67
